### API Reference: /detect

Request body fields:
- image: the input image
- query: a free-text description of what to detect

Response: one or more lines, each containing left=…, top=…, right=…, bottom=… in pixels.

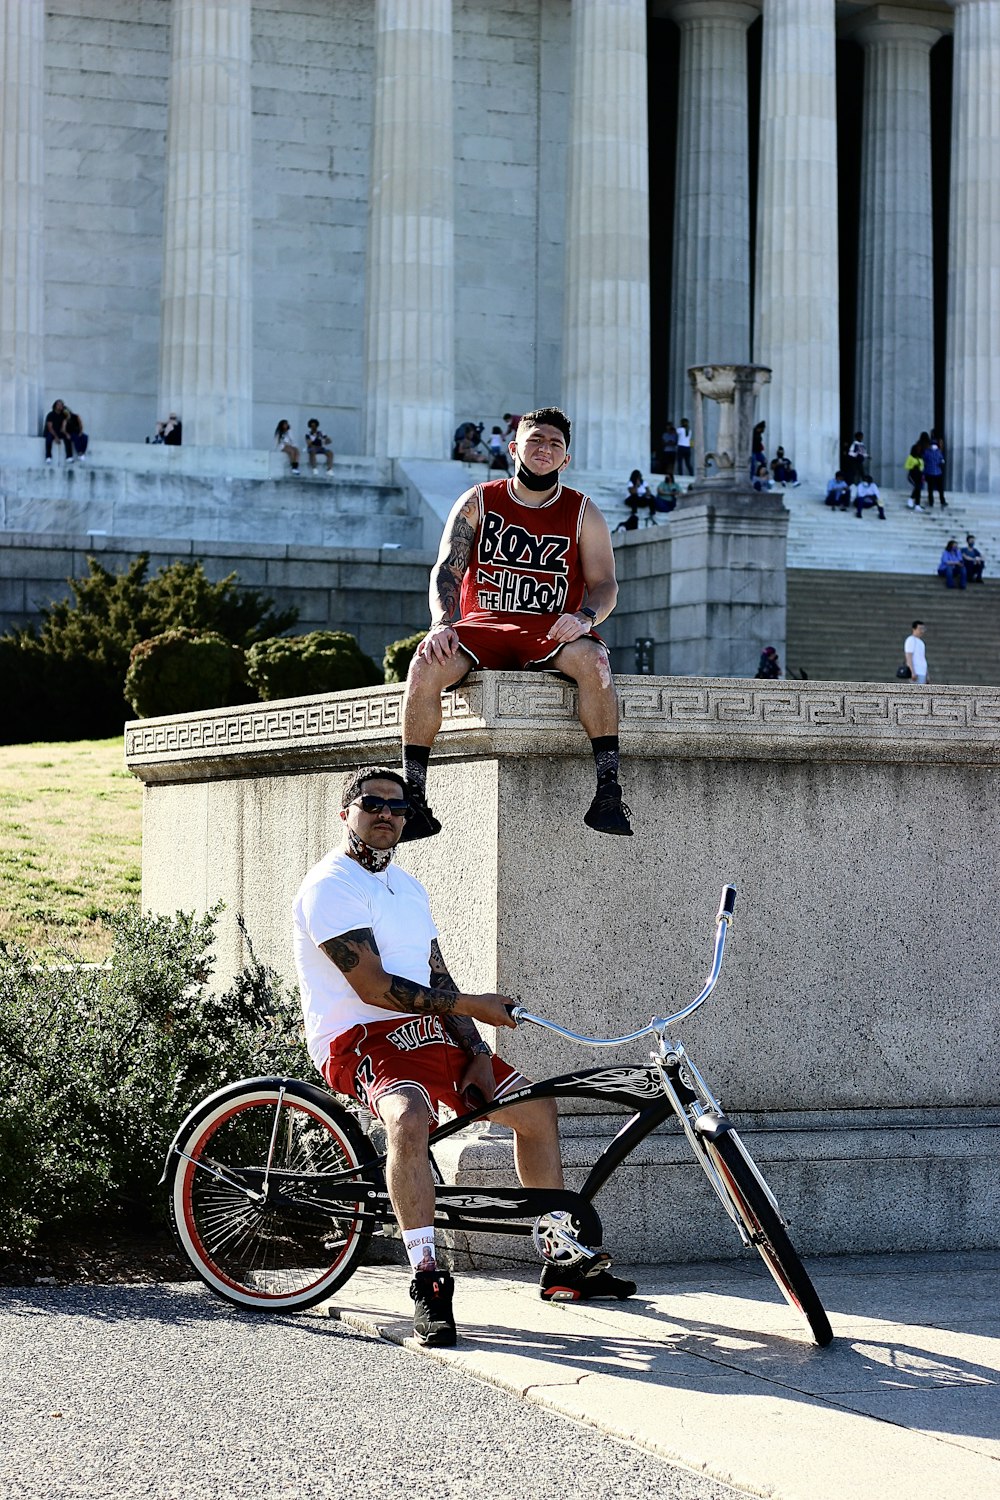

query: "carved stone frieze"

left=124, top=672, right=1000, bottom=783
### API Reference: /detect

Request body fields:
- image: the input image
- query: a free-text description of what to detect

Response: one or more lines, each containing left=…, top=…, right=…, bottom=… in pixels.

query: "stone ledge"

left=124, top=671, right=1000, bottom=782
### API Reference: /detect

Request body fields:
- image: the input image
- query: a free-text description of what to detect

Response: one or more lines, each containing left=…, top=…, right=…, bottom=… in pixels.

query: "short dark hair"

left=517, top=406, right=571, bottom=448
left=341, top=765, right=408, bottom=808
left=911, top=620, right=924, bottom=631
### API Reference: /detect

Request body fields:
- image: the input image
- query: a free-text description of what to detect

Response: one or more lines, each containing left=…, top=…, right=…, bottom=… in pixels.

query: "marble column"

left=562, top=0, right=650, bottom=473
left=945, top=0, right=1000, bottom=495
left=667, top=1, right=759, bottom=427
left=852, top=12, right=940, bottom=484
left=753, top=0, right=840, bottom=485
left=159, top=0, right=253, bottom=448
left=363, top=0, right=454, bottom=459
left=0, top=0, right=44, bottom=437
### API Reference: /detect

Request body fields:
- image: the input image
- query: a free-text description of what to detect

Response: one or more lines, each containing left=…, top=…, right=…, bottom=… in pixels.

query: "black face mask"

left=515, top=461, right=562, bottom=492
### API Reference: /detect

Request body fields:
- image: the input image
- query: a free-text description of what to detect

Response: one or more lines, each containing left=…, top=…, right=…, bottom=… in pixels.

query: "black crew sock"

left=403, top=744, right=431, bottom=798
left=590, top=735, right=620, bottom=786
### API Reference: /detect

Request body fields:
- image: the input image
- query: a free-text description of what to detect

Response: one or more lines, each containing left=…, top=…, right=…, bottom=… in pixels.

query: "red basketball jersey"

left=459, top=479, right=590, bottom=623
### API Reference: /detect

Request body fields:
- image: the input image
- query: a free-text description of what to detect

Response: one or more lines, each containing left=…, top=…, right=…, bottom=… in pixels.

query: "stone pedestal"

left=126, top=675, right=1000, bottom=1263
left=363, top=0, right=455, bottom=460
left=0, top=0, right=44, bottom=438
left=562, top=0, right=650, bottom=472
left=159, top=0, right=253, bottom=448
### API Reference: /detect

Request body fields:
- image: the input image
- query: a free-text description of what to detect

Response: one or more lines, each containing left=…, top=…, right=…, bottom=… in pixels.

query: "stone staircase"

left=0, top=441, right=423, bottom=550
left=786, top=570, right=999, bottom=686
left=785, top=484, right=1000, bottom=575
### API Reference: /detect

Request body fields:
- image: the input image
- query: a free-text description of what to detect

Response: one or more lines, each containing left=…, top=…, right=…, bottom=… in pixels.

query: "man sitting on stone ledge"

left=400, top=406, right=632, bottom=839
left=292, top=766, right=636, bottom=1347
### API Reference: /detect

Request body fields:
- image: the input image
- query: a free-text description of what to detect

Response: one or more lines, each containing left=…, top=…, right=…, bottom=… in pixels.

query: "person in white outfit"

left=904, top=621, right=928, bottom=684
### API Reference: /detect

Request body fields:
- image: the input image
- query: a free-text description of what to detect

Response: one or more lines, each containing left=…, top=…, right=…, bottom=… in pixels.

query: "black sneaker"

left=398, top=786, right=441, bottom=843
left=584, top=782, right=633, bottom=836
left=539, top=1254, right=637, bottom=1303
left=410, top=1267, right=456, bottom=1346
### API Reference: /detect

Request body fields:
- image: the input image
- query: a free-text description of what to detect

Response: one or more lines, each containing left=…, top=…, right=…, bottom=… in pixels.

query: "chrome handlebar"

left=509, top=884, right=736, bottom=1047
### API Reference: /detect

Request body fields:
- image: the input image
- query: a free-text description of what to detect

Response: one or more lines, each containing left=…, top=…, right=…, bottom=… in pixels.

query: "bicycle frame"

left=169, top=885, right=762, bottom=1254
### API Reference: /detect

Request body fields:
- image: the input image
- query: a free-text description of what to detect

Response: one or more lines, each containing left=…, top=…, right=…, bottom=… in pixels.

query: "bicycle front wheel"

left=705, top=1129, right=833, bottom=1347
left=166, top=1078, right=374, bottom=1312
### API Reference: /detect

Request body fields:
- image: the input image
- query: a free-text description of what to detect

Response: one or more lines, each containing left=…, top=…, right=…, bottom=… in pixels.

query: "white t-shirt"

left=904, top=634, right=927, bottom=677
left=292, top=849, right=438, bottom=1070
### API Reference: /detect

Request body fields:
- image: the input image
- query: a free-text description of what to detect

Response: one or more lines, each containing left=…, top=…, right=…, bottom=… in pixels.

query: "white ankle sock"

left=403, top=1226, right=436, bottom=1272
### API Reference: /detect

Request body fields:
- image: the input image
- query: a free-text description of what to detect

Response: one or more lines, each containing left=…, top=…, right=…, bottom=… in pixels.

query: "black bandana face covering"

left=346, top=825, right=393, bottom=872
left=515, top=461, right=562, bottom=492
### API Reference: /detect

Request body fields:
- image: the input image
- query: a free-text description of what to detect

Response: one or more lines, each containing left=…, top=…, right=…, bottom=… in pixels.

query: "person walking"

left=922, top=435, right=947, bottom=509
left=400, top=406, right=632, bottom=839
left=904, top=445, right=924, bottom=509
left=292, top=766, right=637, bottom=1346
left=904, top=621, right=928, bottom=684
left=676, top=417, right=693, bottom=475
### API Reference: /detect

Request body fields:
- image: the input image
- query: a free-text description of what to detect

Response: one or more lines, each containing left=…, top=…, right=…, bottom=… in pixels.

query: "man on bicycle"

left=292, top=765, right=636, bottom=1347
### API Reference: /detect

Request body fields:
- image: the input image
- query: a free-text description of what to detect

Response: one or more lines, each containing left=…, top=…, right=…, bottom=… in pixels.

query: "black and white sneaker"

left=539, top=1253, right=637, bottom=1303
left=410, top=1268, right=457, bottom=1346
left=584, top=782, right=633, bottom=836
left=399, top=786, right=441, bottom=842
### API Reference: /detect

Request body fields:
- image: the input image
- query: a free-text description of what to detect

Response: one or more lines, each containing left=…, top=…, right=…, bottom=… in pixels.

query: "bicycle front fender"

left=158, top=1075, right=341, bottom=1185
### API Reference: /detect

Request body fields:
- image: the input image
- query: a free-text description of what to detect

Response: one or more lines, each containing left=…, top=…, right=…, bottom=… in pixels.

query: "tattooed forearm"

left=320, top=928, right=379, bottom=974
left=387, top=975, right=457, bottom=1014
left=430, top=943, right=487, bottom=1052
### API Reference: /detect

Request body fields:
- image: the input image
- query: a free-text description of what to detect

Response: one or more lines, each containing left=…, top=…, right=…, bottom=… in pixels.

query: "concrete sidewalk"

left=327, top=1249, right=1000, bottom=1500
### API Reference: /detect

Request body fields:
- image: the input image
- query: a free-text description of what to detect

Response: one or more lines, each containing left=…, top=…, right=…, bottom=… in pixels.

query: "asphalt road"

left=1, top=1282, right=748, bottom=1500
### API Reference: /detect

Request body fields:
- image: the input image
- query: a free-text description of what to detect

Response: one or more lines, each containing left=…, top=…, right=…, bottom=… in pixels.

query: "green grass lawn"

left=0, top=738, right=142, bottom=961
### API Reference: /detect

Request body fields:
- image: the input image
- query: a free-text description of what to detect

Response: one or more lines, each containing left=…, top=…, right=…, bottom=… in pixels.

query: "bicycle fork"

left=652, top=1043, right=785, bottom=1247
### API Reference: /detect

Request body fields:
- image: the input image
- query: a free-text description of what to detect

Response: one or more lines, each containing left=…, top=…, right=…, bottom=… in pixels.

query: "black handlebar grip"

left=719, top=885, right=737, bottom=919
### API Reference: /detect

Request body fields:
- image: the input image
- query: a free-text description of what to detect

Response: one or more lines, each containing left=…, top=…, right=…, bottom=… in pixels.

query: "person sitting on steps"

left=400, top=406, right=632, bottom=841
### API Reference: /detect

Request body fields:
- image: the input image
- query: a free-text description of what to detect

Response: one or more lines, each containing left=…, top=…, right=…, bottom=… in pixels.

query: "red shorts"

left=322, top=1015, right=524, bottom=1124
left=452, top=618, right=607, bottom=672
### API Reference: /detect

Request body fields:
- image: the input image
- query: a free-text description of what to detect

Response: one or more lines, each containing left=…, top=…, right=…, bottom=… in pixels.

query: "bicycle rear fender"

left=158, top=1075, right=353, bottom=1186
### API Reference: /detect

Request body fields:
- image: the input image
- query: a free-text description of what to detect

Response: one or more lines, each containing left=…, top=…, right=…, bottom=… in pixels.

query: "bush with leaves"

left=0, top=907, right=311, bottom=1250
left=245, top=629, right=382, bottom=700
left=0, top=554, right=298, bottom=744
left=124, top=627, right=246, bottom=718
left=382, top=630, right=427, bottom=683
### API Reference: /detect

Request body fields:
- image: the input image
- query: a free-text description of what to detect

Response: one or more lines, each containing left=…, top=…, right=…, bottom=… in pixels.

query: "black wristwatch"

left=579, top=607, right=597, bottom=627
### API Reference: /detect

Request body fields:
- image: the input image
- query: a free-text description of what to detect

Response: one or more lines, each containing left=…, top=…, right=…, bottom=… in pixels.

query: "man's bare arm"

left=429, top=492, right=479, bottom=625
left=429, top=938, right=490, bottom=1054
left=319, top=927, right=514, bottom=1029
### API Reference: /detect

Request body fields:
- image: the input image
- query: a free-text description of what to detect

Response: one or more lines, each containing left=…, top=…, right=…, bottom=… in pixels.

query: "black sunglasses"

left=352, top=794, right=411, bottom=817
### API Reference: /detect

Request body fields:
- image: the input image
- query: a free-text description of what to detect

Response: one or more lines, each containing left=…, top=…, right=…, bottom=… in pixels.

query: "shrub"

left=0, top=907, right=310, bottom=1249
left=383, top=630, right=427, bottom=683
left=245, top=630, right=382, bottom=700
left=1, top=554, right=298, bottom=743
left=124, top=628, right=246, bottom=718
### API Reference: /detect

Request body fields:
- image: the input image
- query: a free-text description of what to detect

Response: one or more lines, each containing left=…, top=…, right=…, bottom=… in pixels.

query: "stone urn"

left=688, top=363, right=771, bottom=487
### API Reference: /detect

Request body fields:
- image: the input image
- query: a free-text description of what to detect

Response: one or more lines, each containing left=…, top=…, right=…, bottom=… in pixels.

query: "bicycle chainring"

left=532, top=1210, right=589, bottom=1266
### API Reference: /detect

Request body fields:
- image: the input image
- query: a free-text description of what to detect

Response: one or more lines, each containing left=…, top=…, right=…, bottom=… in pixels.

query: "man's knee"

left=557, top=639, right=614, bottom=690
left=405, top=646, right=467, bottom=698
left=379, top=1090, right=431, bottom=1150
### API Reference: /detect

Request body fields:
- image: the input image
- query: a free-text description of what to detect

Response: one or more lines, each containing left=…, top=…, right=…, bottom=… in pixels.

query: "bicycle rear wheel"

left=704, top=1129, right=833, bottom=1347
left=166, top=1078, right=374, bottom=1312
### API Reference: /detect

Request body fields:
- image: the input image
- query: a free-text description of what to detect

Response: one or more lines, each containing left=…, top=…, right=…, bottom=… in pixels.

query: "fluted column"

left=852, top=13, right=940, bottom=481
left=562, top=0, right=650, bottom=472
left=159, top=0, right=253, bottom=448
left=667, top=1, right=759, bottom=425
left=364, top=0, right=454, bottom=459
left=0, top=0, right=44, bottom=437
left=753, top=0, right=839, bottom=484
left=946, top=0, right=1000, bottom=494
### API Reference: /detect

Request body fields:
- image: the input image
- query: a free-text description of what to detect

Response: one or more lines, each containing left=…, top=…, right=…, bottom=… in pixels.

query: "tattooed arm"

left=418, top=491, right=479, bottom=665
left=319, top=927, right=515, bottom=1030
left=429, top=939, right=491, bottom=1055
